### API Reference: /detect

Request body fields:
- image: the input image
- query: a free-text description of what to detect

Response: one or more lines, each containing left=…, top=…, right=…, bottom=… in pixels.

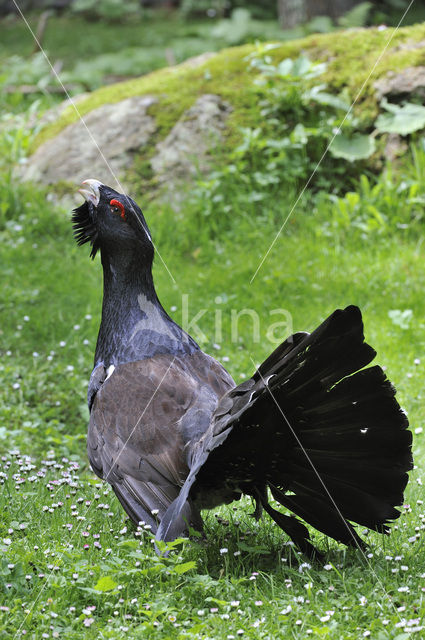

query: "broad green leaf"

left=172, top=561, right=196, bottom=575
left=308, top=89, right=350, bottom=110
left=276, top=55, right=326, bottom=79
left=94, top=575, right=118, bottom=592
left=376, top=101, right=425, bottom=135
left=205, top=597, right=228, bottom=606
left=277, top=58, right=293, bottom=76
left=117, top=539, right=139, bottom=549
left=291, top=55, right=312, bottom=77
left=290, top=123, right=309, bottom=145
left=329, top=134, right=375, bottom=161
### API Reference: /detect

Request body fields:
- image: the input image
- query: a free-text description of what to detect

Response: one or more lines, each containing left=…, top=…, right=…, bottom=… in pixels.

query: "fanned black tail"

left=157, top=306, right=413, bottom=556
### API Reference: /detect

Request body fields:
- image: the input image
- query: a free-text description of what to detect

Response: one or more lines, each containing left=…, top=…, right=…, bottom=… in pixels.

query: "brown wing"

left=88, top=351, right=234, bottom=529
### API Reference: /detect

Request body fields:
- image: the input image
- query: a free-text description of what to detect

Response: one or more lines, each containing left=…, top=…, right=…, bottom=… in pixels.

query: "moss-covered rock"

left=24, top=24, right=425, bottom=193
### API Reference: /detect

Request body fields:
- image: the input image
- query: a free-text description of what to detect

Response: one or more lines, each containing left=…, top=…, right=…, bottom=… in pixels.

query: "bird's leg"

left=188, top=501, right=205, bottom=539
left=254, top=487, right=323, bottom=561
left=249, top=484, right=268, bottom=520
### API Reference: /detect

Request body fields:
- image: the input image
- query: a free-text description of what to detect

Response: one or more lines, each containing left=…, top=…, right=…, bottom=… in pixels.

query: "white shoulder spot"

left=105, top=364, right=116, bottom=381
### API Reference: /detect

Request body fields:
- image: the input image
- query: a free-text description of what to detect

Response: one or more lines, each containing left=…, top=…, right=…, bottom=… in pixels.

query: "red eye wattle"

left=110, top=199, right=126, bottom=221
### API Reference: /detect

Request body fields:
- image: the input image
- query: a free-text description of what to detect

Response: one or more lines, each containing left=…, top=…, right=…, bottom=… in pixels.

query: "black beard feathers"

left=72, top=201, right=100, bottom=259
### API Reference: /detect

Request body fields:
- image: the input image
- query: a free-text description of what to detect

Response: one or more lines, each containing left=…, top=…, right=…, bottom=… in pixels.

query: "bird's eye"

left=109, top=199, right=126, bottom=221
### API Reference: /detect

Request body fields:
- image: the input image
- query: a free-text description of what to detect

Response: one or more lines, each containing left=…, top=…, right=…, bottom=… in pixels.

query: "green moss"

left=31, top=24, right=425, bottom=159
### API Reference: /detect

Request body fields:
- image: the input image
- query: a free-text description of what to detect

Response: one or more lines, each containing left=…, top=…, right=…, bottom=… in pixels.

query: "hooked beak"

left=78, top=179, right=102, bottom=206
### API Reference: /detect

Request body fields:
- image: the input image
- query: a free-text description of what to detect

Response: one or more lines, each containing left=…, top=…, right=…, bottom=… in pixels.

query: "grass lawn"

left=1, top=174, right=424, bottom=638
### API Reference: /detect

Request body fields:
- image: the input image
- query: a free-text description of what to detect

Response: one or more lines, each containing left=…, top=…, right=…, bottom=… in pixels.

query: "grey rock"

left=374, top=66, right=425, bottom=100
left=151, top=94, right=231, bottom=186
left=23, top=95, right=157, bottom=189
left=394, top=39, right=425, bottom=53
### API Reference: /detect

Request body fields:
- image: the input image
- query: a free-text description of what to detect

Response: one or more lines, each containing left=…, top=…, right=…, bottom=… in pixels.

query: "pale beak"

left=78, top=179, right=103, bottom=206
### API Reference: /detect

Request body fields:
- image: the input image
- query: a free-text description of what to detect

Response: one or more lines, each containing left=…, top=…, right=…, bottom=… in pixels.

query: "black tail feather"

left=157, top=306, right=413, bottom=556
left=269, top=485, right=367, bottom=549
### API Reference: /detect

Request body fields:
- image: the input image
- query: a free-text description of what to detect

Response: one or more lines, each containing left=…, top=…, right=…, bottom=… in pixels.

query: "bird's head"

left=73, top=179, right=153, bottom=261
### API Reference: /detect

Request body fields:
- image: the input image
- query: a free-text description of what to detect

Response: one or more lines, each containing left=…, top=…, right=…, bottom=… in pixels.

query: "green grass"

left=1, top=457, right=423, bottom=639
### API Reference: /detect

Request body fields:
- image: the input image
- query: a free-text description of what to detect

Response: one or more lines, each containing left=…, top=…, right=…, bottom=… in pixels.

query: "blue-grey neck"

left=95, top=246, right=199, bottom=367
